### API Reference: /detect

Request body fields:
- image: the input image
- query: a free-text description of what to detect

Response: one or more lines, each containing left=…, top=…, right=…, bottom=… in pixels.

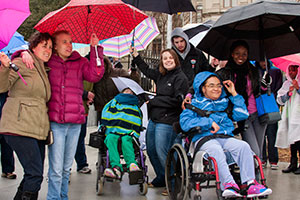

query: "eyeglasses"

left=205, top=84, right=223, bottom=89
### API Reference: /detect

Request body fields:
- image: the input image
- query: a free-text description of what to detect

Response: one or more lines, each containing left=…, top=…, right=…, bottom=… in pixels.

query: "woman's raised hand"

left=90, top=33, right=99, bottom=47
left=130, top=46, right=138, bottom=57
left=0, top=52, right=11, bottom=68
left=223, top=80, right=237, bottom=96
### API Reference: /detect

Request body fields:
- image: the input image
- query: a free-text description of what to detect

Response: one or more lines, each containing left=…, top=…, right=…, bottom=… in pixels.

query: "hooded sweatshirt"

left=171, top=28, right=212, bottom=86
left=101, top=93, right=142, bottom=138
left=180, top=71, right=249, bottom=142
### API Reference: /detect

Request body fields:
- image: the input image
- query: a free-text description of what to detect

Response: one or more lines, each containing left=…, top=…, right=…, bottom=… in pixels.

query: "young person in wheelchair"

left=180, top=71, right=272, bottom=198
left=101, top=88, right=143, bottom=180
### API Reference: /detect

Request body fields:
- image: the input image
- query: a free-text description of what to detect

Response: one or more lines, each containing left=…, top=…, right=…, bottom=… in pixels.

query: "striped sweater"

left=101, top=93, right=142, bottom=138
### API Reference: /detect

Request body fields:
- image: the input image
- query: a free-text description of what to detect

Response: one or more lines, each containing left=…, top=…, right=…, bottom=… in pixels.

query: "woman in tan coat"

left=0, top=32, right=52, bottom=200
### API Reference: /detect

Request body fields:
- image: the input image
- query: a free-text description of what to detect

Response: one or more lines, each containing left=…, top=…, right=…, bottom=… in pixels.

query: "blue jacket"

left=101, top=93, right=142, bottom=138
left=180, top=72, right=249, bottom=142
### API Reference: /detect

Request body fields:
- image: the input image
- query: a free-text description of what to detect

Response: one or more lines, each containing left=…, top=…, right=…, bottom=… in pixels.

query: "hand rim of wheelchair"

left=165, top=143, right=190, bottom=200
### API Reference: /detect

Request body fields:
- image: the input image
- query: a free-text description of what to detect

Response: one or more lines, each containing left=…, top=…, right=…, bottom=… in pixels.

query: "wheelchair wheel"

left=139, top=182, right=148, bottom=195
left=96, top=151, right=105, bottom=195
left=165, top=143, right=189, bottom=200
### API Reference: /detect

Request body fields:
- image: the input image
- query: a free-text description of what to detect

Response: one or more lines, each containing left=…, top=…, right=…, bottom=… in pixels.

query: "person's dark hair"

left=289, top=64, right=299, bottom=69
left=28, top=32, right=53, bottom=52
left=171, top=35, right=183, bottom=43
left=225, top=40, right=260, bottom=107
left=254, top=60, right=272, bottom=70
left=103, top=56, right=113, bottom=79
left=230, top=40, right=249, bottom=54
left=159, top=49, right=180, bottom=75
left=200, top=75, right=219, bottom=95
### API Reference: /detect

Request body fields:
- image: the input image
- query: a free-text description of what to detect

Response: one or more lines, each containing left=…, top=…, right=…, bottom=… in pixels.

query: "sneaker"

left=1, top=173, right=17, bottom=179
left=270, top=163, right=278, bottom=170
left=261, top=161, right=267, bottom=169
left=104, top=168, right=116, bottom=179
left=247, top=180, right=272, bottom=198
left=129, top=163, right=141, bottom=172
left=222, top=182, right=242, bottom=198
left=161, top=188, right=168, bottom=196
left=78, top=167, right=91, bottom=174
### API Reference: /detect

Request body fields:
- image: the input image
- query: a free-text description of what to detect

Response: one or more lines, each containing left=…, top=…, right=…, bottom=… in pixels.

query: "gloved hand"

left=261, top=71, right=272, bottom=88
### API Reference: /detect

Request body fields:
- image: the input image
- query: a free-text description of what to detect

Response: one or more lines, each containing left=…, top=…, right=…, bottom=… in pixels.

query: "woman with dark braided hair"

left=217, top=40, right=269, bottom=160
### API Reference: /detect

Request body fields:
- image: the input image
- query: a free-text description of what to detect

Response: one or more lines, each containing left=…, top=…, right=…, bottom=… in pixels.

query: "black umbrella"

left=122, top=0, right=196, bottom=14
left=198, top=1, right=300, bottom=61
left=183, top=20, right=214, bottom=48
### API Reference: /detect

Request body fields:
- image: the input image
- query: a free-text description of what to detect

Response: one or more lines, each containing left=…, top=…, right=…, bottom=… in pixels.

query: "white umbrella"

left=111, top=77, right=145, bottom=95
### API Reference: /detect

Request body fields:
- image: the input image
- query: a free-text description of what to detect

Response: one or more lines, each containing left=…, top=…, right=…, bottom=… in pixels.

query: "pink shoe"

left=129, top=163, right=141, bottom=172
left=247, top=180, right=272, bottom=198
left=222, top=182, right=242, bottom=198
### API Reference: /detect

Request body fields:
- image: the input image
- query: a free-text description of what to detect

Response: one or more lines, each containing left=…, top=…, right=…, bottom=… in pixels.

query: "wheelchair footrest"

left=129, top=171, right=144, bottom=185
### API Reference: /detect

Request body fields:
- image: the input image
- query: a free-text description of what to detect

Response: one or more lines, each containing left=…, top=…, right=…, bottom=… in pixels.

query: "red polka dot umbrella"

left=34, top=0, right=148, bottom=44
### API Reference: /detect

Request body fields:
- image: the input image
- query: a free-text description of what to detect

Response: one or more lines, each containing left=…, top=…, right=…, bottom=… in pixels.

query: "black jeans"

left=4, top=135, right=45, bottom=192
left=262, top=123, right=279, bottom=163
left=291, top=141, right=300, bottom=158
left=0, top=135, right=15, bottom=173
left=75, top=117, right=88, bottom=171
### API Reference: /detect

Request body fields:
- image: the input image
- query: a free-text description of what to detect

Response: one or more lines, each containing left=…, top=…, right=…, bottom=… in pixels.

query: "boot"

left=294, top=167, right=300, bottom=175
left=282, top=157, right=298, bottom=173
left=21, top=191, right=38, bottom=200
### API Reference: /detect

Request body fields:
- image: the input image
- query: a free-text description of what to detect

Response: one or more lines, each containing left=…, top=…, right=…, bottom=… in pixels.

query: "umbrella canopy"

left=122, top=0, right=196, bottom=14
left=198, top=1, right=300, bottom=61
left=112, top=77, right=145, bottom=95
left=101, top=17, right=160, bottom=58
left=34, top=0, right=148, bottom=44
left=1, top=32, right=28, bottom=56
left=182, top=20, right=214, bottom=48
left=0, top=0, right=30, bottom=49
left=271, top=54, right=300, bottom=73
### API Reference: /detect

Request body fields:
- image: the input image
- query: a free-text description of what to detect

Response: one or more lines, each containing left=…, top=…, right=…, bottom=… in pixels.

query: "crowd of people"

left=0, top=24, right=298, bottom=200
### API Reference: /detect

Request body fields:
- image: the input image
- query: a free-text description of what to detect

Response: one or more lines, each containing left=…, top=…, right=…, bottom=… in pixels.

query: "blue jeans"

left=47, top=122, right=81, bottom=200
left=146, top=120, right=177, bottom=187
left=262, top=123, right=279, bottom=163
left=4, top=135, right=45, bottom=192
left=75, top=117, right=88, bottom=171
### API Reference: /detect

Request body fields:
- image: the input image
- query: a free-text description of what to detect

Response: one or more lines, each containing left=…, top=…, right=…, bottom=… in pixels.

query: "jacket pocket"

left=18, top=100, right=42, bottom=135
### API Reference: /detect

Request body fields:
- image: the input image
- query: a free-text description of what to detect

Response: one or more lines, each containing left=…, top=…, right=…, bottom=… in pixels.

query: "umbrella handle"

left=95, top=46, right=101, bottom=66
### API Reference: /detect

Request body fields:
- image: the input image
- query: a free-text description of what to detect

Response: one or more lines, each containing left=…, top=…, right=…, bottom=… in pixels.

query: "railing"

left=138, top=50, right=160, bottom=93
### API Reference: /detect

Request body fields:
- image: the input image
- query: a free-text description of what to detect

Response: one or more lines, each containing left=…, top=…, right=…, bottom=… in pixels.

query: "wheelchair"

left=165, top=127, right=270, bottom=200
left=89, top=126, right=148, bottom=196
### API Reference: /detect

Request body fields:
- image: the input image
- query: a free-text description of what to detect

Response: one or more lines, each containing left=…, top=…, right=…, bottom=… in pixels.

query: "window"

left=232, top=0, right=238, bottom=6
left=224, top=0, right=239, bottom=8
left=224, top=0, right=230, bottom=7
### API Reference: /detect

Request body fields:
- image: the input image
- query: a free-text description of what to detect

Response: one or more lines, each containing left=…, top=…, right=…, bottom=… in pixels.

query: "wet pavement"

left=0, top=126, right=299, bottom=200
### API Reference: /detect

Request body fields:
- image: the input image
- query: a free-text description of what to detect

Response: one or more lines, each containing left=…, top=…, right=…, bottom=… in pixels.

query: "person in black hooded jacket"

left=171, top=27, right=214, bottom=86
left=130, top=47, right=188, bottom=190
